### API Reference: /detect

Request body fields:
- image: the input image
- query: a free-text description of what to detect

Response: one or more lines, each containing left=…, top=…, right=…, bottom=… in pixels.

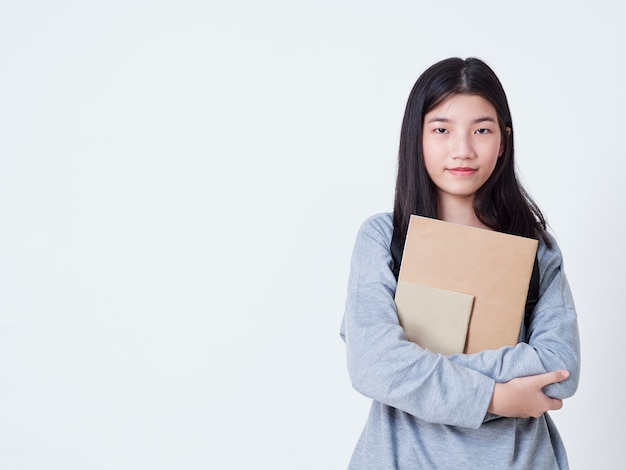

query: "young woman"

left=340, top=57, right=580, bottom=469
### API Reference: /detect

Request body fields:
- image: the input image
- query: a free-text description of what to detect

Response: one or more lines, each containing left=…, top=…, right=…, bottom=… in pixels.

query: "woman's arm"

left=446, top=234, right=581, bottom=400
left=341, top=215, right=495, bottom=429
left=341, top=215, right=581, bottom=427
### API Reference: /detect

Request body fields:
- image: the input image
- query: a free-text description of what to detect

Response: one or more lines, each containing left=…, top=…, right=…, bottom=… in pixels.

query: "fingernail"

left=562, top=370, right=570, bottom=379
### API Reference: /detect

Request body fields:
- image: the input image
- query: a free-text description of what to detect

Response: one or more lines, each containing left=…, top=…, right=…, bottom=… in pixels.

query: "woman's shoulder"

left=536, top=230, right=569, bottom=292
left=357, top=212, right=394, bottom=243
left=537, top=231, right=564, bottom=265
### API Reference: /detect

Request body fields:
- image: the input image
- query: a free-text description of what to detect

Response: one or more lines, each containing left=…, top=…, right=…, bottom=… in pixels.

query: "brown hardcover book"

left=395, top=215, right=538, bottom=354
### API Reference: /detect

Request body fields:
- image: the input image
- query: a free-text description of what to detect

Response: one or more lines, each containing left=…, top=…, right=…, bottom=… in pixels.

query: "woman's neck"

left=438, top=195, right=491, bottom=230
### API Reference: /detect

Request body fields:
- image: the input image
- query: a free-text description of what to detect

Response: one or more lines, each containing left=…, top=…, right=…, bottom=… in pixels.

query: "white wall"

left=1, top=1, right=623, bottom=468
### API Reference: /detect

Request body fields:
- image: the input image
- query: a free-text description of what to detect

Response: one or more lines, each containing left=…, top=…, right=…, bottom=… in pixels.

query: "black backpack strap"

left=390, top=227, right=404, bottom=280
left=524, top=255, right=540, bottom=334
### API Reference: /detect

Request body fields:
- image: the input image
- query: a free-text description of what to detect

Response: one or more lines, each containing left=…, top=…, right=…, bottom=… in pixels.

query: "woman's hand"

left=488, top=370, right=570, bottom=418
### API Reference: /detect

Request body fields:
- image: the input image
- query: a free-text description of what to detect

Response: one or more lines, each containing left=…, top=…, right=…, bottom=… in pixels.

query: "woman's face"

left=422, top=94, right=504, bottom=206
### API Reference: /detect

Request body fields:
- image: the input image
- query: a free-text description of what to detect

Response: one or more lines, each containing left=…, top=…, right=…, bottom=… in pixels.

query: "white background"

left=1, top=1, right=624, bottom=469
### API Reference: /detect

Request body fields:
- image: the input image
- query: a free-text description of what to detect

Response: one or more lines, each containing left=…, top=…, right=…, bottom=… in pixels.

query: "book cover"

left=395, top=281, right=474, bottom=355
left=396, top=215, right=538, bottom=353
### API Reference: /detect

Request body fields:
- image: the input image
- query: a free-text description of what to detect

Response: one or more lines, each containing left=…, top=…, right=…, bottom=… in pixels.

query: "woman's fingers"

left=548, top=397, right=564, bottom=411
left=535, top=370, right=570, bottom=388
left=488, top=370, right=570, bottom=418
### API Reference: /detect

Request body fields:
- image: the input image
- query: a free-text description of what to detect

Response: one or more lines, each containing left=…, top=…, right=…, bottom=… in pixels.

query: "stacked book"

left=395, top=215, right=538, bottom=355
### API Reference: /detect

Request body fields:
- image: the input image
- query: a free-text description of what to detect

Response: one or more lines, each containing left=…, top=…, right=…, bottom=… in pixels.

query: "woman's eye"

left=475, top=128, right=489, bottom=134
left=434, top=128, right=447, bottom=134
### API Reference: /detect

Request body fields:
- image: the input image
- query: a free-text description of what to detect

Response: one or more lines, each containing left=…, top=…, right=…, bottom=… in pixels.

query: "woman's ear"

left=499, top=127, right=511, bottom=156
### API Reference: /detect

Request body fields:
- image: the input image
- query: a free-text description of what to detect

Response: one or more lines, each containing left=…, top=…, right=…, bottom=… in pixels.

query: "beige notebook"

left=395, top=281, right=474, bottom=355
left=396, top=215, right=538, bottom=353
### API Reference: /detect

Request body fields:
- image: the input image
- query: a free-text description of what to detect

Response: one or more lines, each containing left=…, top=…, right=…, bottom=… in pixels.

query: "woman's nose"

left=451, top=134, right=474, bottom=159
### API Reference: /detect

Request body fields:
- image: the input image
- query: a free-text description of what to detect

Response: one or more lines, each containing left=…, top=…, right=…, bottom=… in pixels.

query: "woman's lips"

left=447, top=167, right=477, bottom=176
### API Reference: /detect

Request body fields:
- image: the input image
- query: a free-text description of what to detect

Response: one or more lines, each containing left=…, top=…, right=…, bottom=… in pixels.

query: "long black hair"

left=391, top=57, right=549, bottom=276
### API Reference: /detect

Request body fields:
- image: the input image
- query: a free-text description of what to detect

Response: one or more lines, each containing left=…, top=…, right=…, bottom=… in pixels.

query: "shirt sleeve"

left=445, top=234, right=581, bottom=400
left=340, top=215, right=495, bottom=429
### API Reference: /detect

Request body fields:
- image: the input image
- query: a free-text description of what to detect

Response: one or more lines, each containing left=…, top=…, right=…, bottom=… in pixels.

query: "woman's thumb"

left=541, top=370, right=570, bottom=387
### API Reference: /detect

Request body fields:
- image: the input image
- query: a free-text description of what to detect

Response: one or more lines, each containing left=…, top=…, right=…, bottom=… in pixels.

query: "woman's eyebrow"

left=472, top=116, right=497, bottom=124
left=425, top=116, right=451, bottom=123
left=425, top=116, right=497, bottom=124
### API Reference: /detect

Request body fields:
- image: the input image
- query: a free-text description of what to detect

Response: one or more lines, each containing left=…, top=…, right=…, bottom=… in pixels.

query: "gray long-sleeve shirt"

left=340, top=213, right=580, bottom=469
